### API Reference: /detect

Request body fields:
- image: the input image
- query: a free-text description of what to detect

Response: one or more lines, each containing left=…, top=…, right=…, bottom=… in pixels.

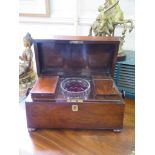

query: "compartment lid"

left=33, top=36, right=120, bottom=77
left=31, top=76, right=59, bottom=98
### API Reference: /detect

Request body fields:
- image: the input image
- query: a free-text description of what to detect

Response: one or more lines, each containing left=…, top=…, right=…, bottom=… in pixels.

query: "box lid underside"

left=33, top=36, right=119, bottom=77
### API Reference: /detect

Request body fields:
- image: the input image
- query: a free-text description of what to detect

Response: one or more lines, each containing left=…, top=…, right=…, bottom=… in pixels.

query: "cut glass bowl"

left=60, top=78, right=90, bottom=99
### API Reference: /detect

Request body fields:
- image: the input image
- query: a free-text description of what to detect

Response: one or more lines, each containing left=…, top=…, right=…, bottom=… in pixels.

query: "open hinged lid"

left=33, top=36, right=120, bottom=77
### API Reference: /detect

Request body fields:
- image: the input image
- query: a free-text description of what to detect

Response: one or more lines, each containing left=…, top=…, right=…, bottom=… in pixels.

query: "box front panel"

left=26, top=102, right=124, bottom=129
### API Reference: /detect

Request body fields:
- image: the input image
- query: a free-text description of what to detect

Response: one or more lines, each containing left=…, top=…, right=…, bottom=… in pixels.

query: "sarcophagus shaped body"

left=25, top=36, right=125, bottom=132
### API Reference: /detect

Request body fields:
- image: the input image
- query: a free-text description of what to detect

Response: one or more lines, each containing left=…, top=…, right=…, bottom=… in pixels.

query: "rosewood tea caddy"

left=25, top=36, right=125, bottom=132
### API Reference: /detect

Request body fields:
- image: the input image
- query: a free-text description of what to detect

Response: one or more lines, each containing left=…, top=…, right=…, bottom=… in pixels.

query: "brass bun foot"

left=113, top=129, right=122, bottom=132
left=28, top=128, right=37, bottom=132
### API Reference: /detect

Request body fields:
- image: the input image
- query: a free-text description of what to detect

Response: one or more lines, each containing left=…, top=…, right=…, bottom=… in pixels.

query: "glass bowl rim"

left=60, top=78, right=90, bottom=94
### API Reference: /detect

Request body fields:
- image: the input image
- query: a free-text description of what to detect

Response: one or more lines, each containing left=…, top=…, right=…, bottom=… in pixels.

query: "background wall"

left=19, top=0, right=135, bottom=52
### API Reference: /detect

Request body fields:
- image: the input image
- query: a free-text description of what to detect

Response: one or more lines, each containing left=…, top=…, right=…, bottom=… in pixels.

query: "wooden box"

left=25, top=36, right=125, bottom=132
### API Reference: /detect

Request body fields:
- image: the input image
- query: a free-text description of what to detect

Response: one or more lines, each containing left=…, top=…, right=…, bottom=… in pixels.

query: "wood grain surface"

left=30, top=76, right=59, bottom=100
left=33, top=36, right=119, bottom=77
left=19, top=98, right=135, bottom=155
left=26, top=75, right=124, bottom=130
left=26, top=101, right=124, bottom=129
left=93, top=79, right=118, bottom=95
